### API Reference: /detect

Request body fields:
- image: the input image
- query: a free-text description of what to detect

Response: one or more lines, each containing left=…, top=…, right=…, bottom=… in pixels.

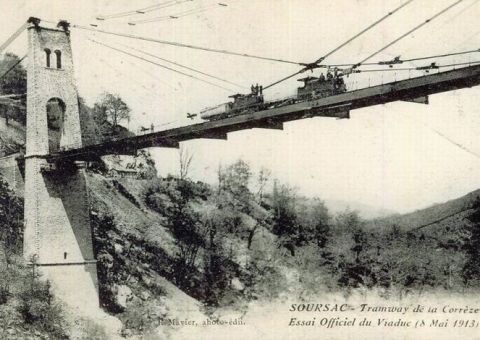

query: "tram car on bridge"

left=200, top=90, right=265, bottom=120
left=199, top=72, right=347, bottom=121
left=297, top=73, right=347, bottom=101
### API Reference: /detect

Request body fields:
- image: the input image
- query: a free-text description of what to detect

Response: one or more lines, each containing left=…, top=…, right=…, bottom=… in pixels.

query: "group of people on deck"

left=250, top=83, right=263, bottom=96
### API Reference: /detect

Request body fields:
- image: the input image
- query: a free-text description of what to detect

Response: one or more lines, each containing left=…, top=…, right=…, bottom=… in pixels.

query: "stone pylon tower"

left=23, top=18, right=99, bottom=311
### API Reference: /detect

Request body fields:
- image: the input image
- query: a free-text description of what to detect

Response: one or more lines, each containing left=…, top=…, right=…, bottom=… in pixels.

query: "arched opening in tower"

left=54, top=50, right=62, bottom=69
left=46, top=97, right=66, bottom=153
left=44, top=48, right=51, bottom=68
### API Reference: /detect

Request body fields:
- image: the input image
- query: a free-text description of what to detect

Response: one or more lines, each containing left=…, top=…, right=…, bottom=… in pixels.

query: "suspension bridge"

left=0, top=0, right=478, bottom=313
left=48, top=62, right=480, bottom=163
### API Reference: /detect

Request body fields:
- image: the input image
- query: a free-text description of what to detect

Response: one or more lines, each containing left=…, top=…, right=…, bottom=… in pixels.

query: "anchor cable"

left=0, top=22, right=28, bottom=55
left=129, top=2, right=228, bottom=25
left=350, top=0, right=465, bottom=70
left=263, top=0, right=416, bottom=90
left=0, top=55, right=27, bottom=82
left=117, top=42, right=247, bottom=88
left=324, top=48, right=480, bottom=68
left=96, top=0, right=191, bottom=20
left=72, top=24, right=304, bottom=65
left=89, top=38, right=236, bottom=92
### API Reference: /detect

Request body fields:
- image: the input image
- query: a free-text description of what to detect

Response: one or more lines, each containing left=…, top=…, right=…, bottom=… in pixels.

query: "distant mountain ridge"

left=368, top=188, right=480, bottom=231
left=324, top=199, right=397, bottom=219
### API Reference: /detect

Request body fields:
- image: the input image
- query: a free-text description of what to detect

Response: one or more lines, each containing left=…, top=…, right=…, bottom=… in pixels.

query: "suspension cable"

left=89, top=38, right=236, bottom=92
left=117, top=42, right=246, bottom=88
left=355, top=60, right=480, bottom=73
left=129, top=3, right=227, bottom=25
left=122, top=57, right=182, bottom=92
left=0, top=55, right=26, bottom=82
left=315, top=0, right=416, bottom=65
left=72, top=24, right=304, bottom=65
left=435, top=60, right=480, bottom=68
left=325, top=48, right=480, bottom=67
left=440, top=0, right=479, bottom=25
left=97, top=57, right=161, bottom=97
left=97, top=0, right=190, bottom=20
left=405, top=112, right=480, bottom=162
left=0, top=97, right=25, bottom=109
left=263, top=0, right=416, bottom=91
left=350, top=0, right=465, bottom=70
left=403, top=48, right=480, bottom=63
left=0, top=22, right=28, bottom=55
left=0, top=93, right=25, bottom=98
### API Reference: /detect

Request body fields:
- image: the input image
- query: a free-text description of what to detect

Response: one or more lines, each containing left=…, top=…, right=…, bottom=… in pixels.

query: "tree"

left=296, top=198, right=330, bottom=248
left=271, top=181, right=298, bottom=255
left=0, top=177, right=23, bottom=265
left=463, top=196, right=480, bottom=285
left=130, top=150, right=157, bottom=179
left=144, top=179, right=206, bottom=289
left=0, top=53, right=27, bottom=124
left=219, top=159, right=253, bottom=214
left=78, top=96, right=102, bottom=146
left=199, top=204, right=231, bottom=306
left=179, top=145, right=194, bottom=180
left=256, top=167, right=271, bottom=205
left=93, top=92, right=131, bottom=132
left=329, top=210, right=373, bottom=287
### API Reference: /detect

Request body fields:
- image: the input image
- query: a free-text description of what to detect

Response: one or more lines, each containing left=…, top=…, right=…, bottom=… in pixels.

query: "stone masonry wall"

left=23, top=21, right=99, bottom=312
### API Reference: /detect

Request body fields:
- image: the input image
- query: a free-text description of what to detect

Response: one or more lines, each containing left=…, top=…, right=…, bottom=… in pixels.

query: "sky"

left=1, top=0, right=480, bottom=214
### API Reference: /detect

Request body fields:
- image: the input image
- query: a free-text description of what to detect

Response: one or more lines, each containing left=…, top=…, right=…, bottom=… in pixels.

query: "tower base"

left=37, top=262, right=99, bottom=313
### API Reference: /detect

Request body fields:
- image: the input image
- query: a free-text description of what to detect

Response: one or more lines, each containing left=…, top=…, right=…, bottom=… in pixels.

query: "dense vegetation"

left=0, top=53, right=26, bottom=125
left=2, top=144, right=480, bottom=337
left=0, top=178, right=111, bottom=339
left=84, top=158, right=480, bottom=335
left=145, top=160, right=480, bottom=297
left=0, top=178, right=70, bottom=338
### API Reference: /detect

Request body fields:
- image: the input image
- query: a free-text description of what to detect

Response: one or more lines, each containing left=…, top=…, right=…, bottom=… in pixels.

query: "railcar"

left=199, top=92, right=265, bottom=120
left=297, top=74, right=347, bottom=101
left=198, top=73, right=347, bottom=121
left=199, top=102, right=232, bottom=120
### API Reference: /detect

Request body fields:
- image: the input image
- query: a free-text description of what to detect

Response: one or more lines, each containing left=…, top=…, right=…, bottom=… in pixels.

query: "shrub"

left=120, top=299, right=167, bottom=336
left=0, top=285, right=9, bottom=305
left=18, top=278, right=68, bottom=339
left=112, top=180, right=141, bottom=208
left=77, top=318, right=108, bottom=340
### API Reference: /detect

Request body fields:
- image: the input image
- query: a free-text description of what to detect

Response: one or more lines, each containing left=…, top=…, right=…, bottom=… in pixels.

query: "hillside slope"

left=86, top=171, right=288, bottom=337
left=368, top=188, right=480, bottom=231
left=3, top=148, right=480, bottom=338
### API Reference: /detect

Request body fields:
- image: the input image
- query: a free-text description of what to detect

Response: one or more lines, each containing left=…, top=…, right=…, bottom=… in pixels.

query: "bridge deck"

left=48, top=64, right=480, bottom=162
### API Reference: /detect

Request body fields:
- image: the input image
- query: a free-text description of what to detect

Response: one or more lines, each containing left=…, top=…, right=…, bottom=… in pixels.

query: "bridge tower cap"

left=57, top=20, right=70, bottom=32
left=27, top=17, right=41, bottom=27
